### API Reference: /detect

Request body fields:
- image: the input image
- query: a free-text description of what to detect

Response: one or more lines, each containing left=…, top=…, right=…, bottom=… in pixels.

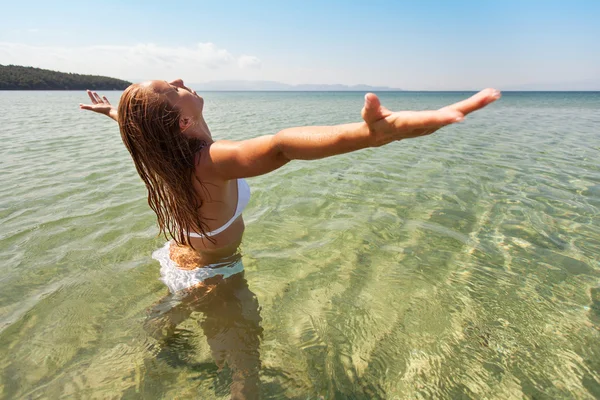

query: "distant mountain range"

left=192, top=80, right=403, bottom=91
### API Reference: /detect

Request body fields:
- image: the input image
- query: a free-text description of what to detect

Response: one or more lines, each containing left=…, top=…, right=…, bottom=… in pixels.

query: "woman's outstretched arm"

left=205, top=89, right=501, bottom=180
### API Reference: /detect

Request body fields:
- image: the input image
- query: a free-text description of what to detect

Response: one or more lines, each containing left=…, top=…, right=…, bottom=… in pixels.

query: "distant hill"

left=0, top=65, right=131, bottom=90
left=193, top=80, right=402, bottom=91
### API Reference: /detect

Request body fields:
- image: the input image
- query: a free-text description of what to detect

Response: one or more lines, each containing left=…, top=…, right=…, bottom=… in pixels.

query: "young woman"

left=81, top=81, right=499, bottom=398
left=81, top=80, right=499, bottom=288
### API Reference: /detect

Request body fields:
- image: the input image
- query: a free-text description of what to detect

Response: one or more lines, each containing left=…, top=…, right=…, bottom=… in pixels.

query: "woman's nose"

left=169, top=79, right=185, bottom=88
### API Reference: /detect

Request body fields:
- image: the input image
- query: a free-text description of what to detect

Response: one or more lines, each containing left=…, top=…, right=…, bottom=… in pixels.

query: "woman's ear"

left=179, top=116, right=193, bottom=132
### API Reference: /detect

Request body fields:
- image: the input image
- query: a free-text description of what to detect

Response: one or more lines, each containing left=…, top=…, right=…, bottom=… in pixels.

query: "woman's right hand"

left=79, top=90, right=118, bottom=122
left=362, top=88, right=501, bottom=146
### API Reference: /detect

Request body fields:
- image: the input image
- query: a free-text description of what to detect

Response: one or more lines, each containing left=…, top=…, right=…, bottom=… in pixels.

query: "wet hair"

left=117, top=84, right=211, bottom=246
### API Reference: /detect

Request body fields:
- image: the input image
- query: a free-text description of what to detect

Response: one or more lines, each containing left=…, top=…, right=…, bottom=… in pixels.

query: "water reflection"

left=145, top=268, right=263, bottom=399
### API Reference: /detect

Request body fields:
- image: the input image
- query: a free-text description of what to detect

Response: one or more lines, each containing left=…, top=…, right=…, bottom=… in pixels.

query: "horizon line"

left=1, top=89, right=600, bottom=93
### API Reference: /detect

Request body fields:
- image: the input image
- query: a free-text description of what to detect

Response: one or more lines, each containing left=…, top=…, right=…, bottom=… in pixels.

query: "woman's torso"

left=170, top=166, right=247, bottom=269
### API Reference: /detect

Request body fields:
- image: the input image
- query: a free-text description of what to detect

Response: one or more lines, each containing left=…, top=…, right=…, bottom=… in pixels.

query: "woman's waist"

left=153, top=241, right=244, bottom=294
left=172, top=237, right=243, bottom=270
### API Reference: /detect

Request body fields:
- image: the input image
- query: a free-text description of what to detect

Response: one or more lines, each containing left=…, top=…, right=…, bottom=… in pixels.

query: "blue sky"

left=1, top=0, right=599, bottom=90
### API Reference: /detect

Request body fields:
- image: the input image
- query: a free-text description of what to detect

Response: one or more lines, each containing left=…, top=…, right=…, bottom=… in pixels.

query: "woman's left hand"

left=362, top=88, right=501, bottom=146
left=79, top=90, right=118, bottom=122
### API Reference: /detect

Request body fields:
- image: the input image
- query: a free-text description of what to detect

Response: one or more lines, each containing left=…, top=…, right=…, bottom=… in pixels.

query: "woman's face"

left=141, top=79, right=209, bottom=139
left=143, top=79, right=204, bottom=119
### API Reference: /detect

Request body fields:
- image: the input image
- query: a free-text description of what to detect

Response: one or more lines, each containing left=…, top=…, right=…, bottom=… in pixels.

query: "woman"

left=81, top=80, right=500, bottom=279
left=81, top=81, right=499, bottom=398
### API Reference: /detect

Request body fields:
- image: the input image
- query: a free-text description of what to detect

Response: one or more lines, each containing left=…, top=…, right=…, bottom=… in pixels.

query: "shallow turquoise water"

left=0, top=91, right=599, bottom=399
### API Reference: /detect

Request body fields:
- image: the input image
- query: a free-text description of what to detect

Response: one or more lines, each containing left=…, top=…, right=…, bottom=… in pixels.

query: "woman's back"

left=171, top=165, right=248, bottom=268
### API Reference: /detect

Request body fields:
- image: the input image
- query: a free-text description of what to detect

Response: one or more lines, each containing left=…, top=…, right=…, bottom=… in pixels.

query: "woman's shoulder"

left=194, top=143, right=234, bottom=185
left=194, top=140, right=238, bottom=183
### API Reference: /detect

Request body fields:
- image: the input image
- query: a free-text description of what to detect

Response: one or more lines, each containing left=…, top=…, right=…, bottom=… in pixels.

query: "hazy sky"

left=1, top=0, right=599, bottom=90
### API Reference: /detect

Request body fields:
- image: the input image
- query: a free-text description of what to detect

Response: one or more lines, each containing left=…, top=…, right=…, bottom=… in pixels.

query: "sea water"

left=0, top=91, right=599, bottom=399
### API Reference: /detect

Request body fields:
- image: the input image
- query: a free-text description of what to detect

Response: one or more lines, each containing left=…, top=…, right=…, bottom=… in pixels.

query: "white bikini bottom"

left=152, top=241, right=244, bottom=294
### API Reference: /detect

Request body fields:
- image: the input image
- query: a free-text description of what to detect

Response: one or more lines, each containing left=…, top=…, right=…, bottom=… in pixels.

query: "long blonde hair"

left=118, top=84, right=210, bottom=246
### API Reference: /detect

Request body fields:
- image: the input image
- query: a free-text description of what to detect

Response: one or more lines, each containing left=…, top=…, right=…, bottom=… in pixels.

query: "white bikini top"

left=188, top=178, right=250, bottom=238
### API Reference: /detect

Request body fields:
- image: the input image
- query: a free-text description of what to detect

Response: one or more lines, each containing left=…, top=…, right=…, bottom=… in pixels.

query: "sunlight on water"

left=0, top=91, right=599, bottom=399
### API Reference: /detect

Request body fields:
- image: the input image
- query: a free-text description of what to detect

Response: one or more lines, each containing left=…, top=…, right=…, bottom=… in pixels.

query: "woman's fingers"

left=398, top=109, right=464, bottom=129
left=85, top=90, right=110, bottom=105
left=404, top=90, right=500, bottom=137
left=406, top=88, right=500, bottom=134
left=86, top=90, right=98, bottom=104
left=378, top=109, right=463, bottom=140
left=443, top=88, right=501, bottom=116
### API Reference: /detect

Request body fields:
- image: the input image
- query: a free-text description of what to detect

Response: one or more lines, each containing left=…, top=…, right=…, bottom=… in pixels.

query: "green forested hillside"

left=0, top=65, right=131, bottom=90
